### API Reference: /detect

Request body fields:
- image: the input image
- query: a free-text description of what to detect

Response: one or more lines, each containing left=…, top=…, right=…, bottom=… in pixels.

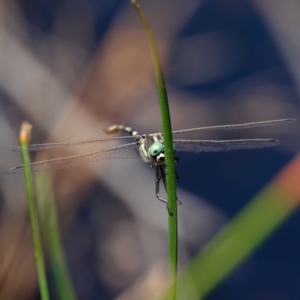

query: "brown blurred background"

left=1, top=0, right=300, bottom=299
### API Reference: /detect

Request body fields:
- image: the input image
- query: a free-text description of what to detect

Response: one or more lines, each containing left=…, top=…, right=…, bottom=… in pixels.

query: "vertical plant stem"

left=131, top=1, right=178, bottom=299
left=36, top=172, right=77, bottom=300
left=19, top=122, right=50, bottom=300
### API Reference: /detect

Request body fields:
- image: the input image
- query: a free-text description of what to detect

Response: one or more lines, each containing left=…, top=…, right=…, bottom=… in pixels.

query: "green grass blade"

left=36, top=172, right=77, bottom=300
left=19, top=122, right=50, bottom=300
left=131, top=1, right=178, bottom=299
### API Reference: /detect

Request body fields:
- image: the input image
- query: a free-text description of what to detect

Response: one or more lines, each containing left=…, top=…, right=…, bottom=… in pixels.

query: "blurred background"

left=1, top=0, right=300, bottom=299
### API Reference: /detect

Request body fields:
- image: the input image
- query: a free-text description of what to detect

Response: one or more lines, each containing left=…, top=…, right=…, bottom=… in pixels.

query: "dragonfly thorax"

left=138, top=134, right=178, bottom=165
left=138, top=134, right=166, bottom=164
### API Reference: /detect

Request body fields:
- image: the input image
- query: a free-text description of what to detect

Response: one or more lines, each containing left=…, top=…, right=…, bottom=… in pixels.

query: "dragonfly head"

left=147, top=142, right=176, bottom=162
left=148, top=142, right=164, bottom=159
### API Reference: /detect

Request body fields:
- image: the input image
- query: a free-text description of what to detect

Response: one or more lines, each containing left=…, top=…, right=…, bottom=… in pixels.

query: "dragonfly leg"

left=155, top=166, right=168, bottom=204
left=159, top=166, right=182, bottom=206
left=175, top=171, right=181, bottom=206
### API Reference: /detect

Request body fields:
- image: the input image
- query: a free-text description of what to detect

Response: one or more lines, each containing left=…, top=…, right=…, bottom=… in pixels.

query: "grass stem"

left=36, top=172, right=77, bottom=300
left=131, top=1, right=178, bottom=299
left=19, top=122, right=50, bottom=300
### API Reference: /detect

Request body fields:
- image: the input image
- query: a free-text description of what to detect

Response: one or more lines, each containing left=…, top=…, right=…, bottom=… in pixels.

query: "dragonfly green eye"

left=148, top=142, right=164, bottom=158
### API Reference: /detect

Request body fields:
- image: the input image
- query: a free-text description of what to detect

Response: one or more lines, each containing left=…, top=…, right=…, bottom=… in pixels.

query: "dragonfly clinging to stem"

left=6, top=118, right=297, bottom=206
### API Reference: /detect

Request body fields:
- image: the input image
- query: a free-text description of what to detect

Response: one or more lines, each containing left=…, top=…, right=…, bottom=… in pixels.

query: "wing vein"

left=6, top=143, right=139, bottom=174
left=173, top=139, right=280, bottom=153
left=172, top=119, right=297, bottom=135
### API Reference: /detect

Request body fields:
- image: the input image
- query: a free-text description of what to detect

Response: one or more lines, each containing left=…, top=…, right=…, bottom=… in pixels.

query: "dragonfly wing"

left=13, top=135, right=139, bottom=152
left=173, top=139, right=280, bottom=153
left=172, top=119, right=297, bottom=135
left=6, top=143, right=139, bottom=174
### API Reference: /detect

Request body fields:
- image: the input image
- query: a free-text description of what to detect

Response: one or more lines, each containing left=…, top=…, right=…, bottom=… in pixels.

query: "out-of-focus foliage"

left=0, top=0, right=299, bottom=299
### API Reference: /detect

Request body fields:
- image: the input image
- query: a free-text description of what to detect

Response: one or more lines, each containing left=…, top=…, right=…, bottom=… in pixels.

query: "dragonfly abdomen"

left=104, top=125, right=139, bottom=137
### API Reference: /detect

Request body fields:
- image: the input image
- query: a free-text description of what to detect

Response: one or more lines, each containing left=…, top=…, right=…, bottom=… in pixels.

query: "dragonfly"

left=6, top=119, right=297, bottom=206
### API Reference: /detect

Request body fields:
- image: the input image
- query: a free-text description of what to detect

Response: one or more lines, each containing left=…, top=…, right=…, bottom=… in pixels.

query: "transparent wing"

left=173, top=139, right=280, bottom=153
left=172, top=119, right=297, bottom=135
left=13, top=135, right=140, bottom=152
left=6, top=143, right=139, bottom=174
left=11, top=119, right=297, bottom=151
